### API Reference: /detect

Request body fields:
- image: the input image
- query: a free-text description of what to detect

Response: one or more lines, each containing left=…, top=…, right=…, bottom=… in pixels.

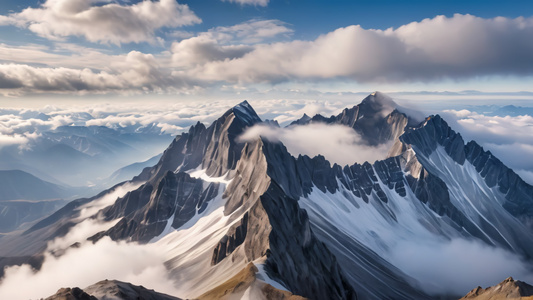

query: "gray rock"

left=294, top=91, right=408, bottom=146
left=92, top=172, right=220, bottom=242
left=45, top=279, right=182, bottom=300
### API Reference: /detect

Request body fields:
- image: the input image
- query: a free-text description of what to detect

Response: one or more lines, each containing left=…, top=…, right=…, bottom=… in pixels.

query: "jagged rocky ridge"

left=3, top=92, right=533, bottom=300
left=45, top=280, right=182, bottom=300
left=461, top=277, right=533, bottom=299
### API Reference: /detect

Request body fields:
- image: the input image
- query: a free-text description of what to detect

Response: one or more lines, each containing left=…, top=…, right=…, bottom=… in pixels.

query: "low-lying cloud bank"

left=389, top=238, right=533, bottom=296
left=0, top=236, right=180, bottom=300
left=0, top=98, right=353, bottom=149
left=0, top=183, right=181, bottom=300
left=239, top=123, right=391, bottom=165
left=3, top=97, right=532, bottom=185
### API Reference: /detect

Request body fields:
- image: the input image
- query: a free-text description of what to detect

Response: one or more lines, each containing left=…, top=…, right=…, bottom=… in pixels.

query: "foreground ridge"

left=461, top=277, right=533, bottom=300
left=45, top=280, right=182, bottom=300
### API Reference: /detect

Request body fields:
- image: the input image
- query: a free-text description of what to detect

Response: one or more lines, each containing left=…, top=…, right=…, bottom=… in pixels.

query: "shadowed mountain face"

left=290, top=91, right=408, bottom=146
left=2, top=93, right=533, bottom=300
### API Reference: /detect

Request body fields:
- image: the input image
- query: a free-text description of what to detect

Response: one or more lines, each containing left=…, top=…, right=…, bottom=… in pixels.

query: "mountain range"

left=0, top=124, right=172, bottom=188
left=0, top=92, right=532, bottom=300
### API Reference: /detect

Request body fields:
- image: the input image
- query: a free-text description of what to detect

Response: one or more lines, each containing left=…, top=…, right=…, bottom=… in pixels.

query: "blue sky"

left=0, top=0, right=532, bottom=99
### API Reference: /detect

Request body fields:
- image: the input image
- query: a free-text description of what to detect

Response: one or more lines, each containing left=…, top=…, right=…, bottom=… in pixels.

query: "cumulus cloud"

left=0, top=236, right=180, bottom=300
left=171, top=36, right=254, bottom=68
left=389, top=238, right=533, bottom=296
left=239, top=123, right=391, bottom=165
left=0, top=50, right=196, bottom=95
left=0, top=112, right=69, bottom=135
left=170, top=19, right=291, bottom=68
left=0, top=43, right=144, bottom=71
left=0, top=112, right=71, bottom=148
left=4, top=14, right=533, bottom=94
left=191, top=14, right=533, bottom=84
left=0, top=133, right=31, bottom=149
left=0, top=0, right=201, bottom=45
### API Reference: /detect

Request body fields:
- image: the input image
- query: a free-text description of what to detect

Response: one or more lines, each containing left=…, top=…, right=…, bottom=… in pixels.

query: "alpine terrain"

left=0, top=92, right=532, bottom=300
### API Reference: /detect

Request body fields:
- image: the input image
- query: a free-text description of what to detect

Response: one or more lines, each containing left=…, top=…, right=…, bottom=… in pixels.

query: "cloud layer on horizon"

left=0, top=14, right=533, bottom=95
left=1, top=96, right=533, bottom=186
left=0, top=184, right=180, bottom=300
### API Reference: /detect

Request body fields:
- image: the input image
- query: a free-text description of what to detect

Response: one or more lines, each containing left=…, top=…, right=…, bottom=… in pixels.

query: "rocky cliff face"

left=4, top=93, right=533, bottom=300
left=91, top=171, right=220, bottom=242
left=45, top=280, right=182, bottom=300
left=461, top=277, right=533, bottom=300
left=136, top=100, right=262, bottom=183
left=293, top=91, right=408, bottom=146
left=399, top=115, right=533, bottom=257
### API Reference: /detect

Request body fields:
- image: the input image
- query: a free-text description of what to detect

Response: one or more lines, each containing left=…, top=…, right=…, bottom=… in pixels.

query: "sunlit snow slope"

left=2, top=93, right=533, bottom=300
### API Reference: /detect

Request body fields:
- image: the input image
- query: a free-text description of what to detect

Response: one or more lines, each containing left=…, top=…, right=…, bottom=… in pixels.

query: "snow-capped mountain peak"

left=3, top=92, right=533, bottom=300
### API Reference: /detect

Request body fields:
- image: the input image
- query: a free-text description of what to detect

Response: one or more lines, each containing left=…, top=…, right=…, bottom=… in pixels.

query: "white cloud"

left=0, top=181, right=181, bottom=300
left=3, top=14, right=533, bottom=94
left=0, top=43, right=139, bottom=72
left=0, top=64, right=122, bottom=94
left=389, top=238, right=533, bottom=296
left=0, top=113, right=72, bottom=135
left=223, top=0, right=269, bottom=7
left=75, top=182, right=143, bottom=222
left=0, top=133, right=30, bottom=149
left=190, top=14, right=533, bottom=84
left=0, top=0, right=201, bottom=45
left=171, top=36, right=253, bottom=68
left=0, top=99, right=248, bottom=150
left=0, top=112, right=71, bottom=148
left=0, top=50, right=193, bottom=95
left=170, top=19, right=291, bottom=68
left=0, top=236, right=180, bottom=300
left=239, top=123, right=391, bottom=165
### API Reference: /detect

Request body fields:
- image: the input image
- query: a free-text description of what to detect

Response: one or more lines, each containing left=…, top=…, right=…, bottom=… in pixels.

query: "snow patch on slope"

left=187, top=168, right=232, bottom=184
left=152, top=182, right=251, bottom=298
left=299, top=143, right=533, bottom=296
left=300, top=180, right=456, bottom=260
left=421, top=146, right=533, bottom=252
left=151, top=170, right=234, bottom=243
